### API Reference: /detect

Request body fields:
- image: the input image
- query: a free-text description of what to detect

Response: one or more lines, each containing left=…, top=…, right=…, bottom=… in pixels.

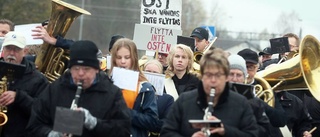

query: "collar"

left=197, top=81, right=230, bottom=110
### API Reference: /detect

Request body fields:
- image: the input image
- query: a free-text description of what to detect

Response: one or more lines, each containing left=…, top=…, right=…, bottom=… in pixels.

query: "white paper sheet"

left=14, top=23, right=43, bottom=45
left=112, top=67, right=139, bottom=91
left=143, top=71, right=165, bottom=96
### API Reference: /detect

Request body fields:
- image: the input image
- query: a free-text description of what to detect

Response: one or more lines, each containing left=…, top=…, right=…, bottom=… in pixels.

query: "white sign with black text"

left=133, top=24, right=182, bottom=53
left=140, top=0, right=182, bottom=30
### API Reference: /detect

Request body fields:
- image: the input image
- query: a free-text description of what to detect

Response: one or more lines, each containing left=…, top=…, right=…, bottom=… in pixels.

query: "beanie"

left=109, top=35, right=125, bottom=52
left=69, top=40, right=100, bottom=69
left=228, top=54, right=247, bottom=77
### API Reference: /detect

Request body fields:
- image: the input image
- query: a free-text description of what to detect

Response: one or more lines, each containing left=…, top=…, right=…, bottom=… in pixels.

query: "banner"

left=140, top=0, right=182, bottom=30
left=133, top=24, right=182, bottom=53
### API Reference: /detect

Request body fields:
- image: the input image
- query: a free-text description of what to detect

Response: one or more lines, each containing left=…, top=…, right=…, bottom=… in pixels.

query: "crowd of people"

left=0, top=17, right=319, bottom=137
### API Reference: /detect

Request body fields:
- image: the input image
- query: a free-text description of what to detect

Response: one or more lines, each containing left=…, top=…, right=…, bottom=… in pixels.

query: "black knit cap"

left=69, top=40, right=100, bottom=69
left=109, top=35, right=125, bottom=52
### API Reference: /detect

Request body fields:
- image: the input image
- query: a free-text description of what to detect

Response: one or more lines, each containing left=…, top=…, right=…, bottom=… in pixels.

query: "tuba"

left=35, top=0, right=91, bottom=82
left=256, top=35, right=320, bottom=102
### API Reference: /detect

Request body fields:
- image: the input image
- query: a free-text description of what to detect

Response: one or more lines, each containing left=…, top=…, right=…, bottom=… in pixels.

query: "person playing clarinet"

left=161, top=48, right=259, bottom=137
left=27, top=40, right=131, bottom=137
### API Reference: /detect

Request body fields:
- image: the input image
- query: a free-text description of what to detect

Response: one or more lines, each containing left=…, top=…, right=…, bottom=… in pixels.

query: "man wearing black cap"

left=259, top=47, right=273, bottom=63
left=258, top=47, right=278, bottom=71
left=27, top=40, right=131, bottom=137
left=237, top=48, right=260, bottom=85
left=190, top=27, right=209, bottom=52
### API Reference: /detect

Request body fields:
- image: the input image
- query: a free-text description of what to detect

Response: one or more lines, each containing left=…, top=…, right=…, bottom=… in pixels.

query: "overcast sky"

left=202, top=0, right=320, bottom=39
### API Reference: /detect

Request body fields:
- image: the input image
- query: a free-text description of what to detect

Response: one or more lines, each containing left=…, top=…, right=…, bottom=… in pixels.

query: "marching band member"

left=227, top=54, right=271, bottom=137
left=268, top=33, right=313, bottom=137
left=0, top=19, right=13, bottom=37
left=164, top=44, right=200, bottom=101
left=0, top=32, right=48, bottom=137
left=32, top=20, right=74, bottom=49
left=161, top=48, right=258, bottom=137
left=109, top=38, right=158, bottom=137
left=238, top=48, right=287, bottom=137
left=142, top=59, right=174, bottom=137
left=156, top=52, right=169, bottom=73
left=27, top=40, right=131, bottom=137
left=0, top=19, right=14, bottom=57
left=190, top=27, right=210, bottom=52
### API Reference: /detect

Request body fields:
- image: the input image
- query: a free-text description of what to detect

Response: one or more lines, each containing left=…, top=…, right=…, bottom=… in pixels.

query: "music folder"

left=177, top=35, right=196, bottom=51
left=189, top=119, right=221, bottom=128
left=0, top=61, right=26, bottom=80
left=230, top=82, right=255, bottom=99
left=269, top=37, right=290, bottom=54
left=53, top=107, right=84, bottom=136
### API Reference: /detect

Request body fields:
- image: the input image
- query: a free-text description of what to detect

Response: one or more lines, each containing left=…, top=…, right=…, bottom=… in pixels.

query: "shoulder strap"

left=165, top=78, right=179, bottom=101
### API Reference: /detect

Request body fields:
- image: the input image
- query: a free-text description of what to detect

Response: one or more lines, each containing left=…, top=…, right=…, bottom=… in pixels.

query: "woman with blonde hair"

left=109, top=38, right=158, bottom=137
left=164, top=44, right=200, bottom=100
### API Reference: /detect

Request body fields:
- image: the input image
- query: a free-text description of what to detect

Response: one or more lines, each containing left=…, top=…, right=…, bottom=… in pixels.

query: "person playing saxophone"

left=0, top=31, right=49, bottom=137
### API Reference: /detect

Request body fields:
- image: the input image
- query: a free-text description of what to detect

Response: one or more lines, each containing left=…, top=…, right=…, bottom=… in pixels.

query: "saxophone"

left=202, top=88, right=215, bottom=137
left=0, top=76, right=8, bottom=126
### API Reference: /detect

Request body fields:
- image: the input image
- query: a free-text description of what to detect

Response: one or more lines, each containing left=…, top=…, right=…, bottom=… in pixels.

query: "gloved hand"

left=79, top=107, right=97, bottom=130
left=47, top=130, right=63, bottom=137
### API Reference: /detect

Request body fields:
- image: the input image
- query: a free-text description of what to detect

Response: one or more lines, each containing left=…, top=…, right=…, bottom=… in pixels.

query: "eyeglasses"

left=4, top=46, right=22, bottom=52
left=158, top=53, right=168, bottom=58
left=246, top=65, right=257, bottom=71
left=228, top=72, right=244, bottom=79
left=203, top=72, right=225, bottom=79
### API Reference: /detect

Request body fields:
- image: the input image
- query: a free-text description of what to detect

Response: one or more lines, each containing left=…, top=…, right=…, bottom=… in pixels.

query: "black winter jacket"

left=277, top=91, right=312, bottom=137
left=1, top=58, right=48, bottom=137
left=27, top=71, right=131, bottom=137
left=161, top=82, right=259, bottom=137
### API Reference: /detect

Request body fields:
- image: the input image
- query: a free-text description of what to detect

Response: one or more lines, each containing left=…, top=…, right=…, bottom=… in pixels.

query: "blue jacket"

left=130, top=82, right=158, bottom=137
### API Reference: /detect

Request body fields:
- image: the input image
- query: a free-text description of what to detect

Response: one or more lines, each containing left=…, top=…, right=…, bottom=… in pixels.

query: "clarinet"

left=204, top=88, right=215, bottom=119
left=68, top=81, right=83, bottom=137
left=202, top=88, right=215, bottom=137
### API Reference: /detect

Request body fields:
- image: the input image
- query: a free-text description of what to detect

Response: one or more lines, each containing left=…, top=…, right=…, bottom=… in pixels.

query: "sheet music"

left=112, top=67, right=139, bottom=91
left=14, top=23, right=44, bottom=45
left=143, top=71, right=165, bottom=96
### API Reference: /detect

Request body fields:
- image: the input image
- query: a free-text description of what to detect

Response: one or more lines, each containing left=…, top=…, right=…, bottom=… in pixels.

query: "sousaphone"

left=256, top=35, right=320, bottom=102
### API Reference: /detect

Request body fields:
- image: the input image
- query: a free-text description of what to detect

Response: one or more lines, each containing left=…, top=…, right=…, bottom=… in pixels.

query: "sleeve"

left=264, top=93, right=287, bottom=127
left=150, top=94, right=174, bottom=133
left=15, top=75, right=49, bottom=116
left=55, top=35, right=74, bottom=49
left=292, top=98, right=312, bottom=137
left=90, top=88, right=131, bottom=137
left=130, top=84, right=159, bottom=131
left=26, top=85, right=54, bottom=137
left=160, top=97, right=184, bottom=137
left=224, top=100, right=259, bottom=137
left=248, top=99, right=271, bottom=137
